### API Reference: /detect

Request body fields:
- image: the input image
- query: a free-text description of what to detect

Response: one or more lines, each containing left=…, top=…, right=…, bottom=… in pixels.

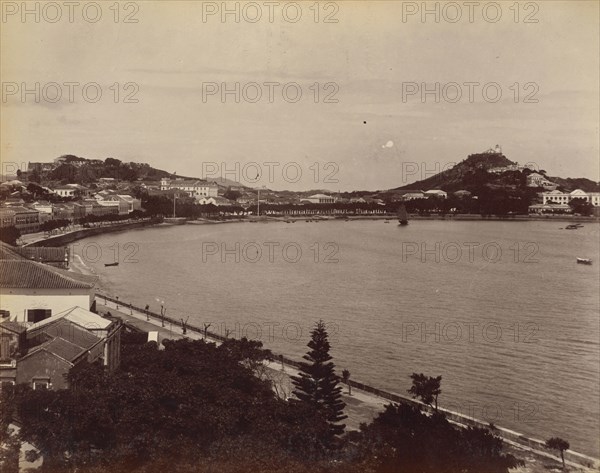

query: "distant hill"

left=24, top=155, right=247, bottom=189
left=391, top=151, right=599, bottom=193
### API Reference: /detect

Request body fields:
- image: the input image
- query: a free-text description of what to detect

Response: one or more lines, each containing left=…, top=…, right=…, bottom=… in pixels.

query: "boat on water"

left=576, top=258, right=592, bottom=265
left=397, top=204, right=409, bottom=226
left=105, top=262, right=119, bottom=267
left=565, top=224, right=582, bottom=230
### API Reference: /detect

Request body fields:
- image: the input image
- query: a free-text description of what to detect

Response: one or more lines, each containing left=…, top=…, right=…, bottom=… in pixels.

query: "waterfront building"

left=52, top=203, right=86, bottom=221
left=95, top=197, right=129, bottom=215
left=300, top=194, right=336, bottom=204
left=160, top=178, right=219, bottom=198
left=424, top=189, right=448, bottom=199
left=528, top=203, right=573, bottom=215
left=116, top=195, right=142, bottom=212
left=401, top=191, right=426, bottom=201
left=197, top=196, right=234, bottom=206
left=542, top=189, right=600, bottom=206
left=30, top=201, right=54, bottom=222
left=0, top=206, right=40, bottom=233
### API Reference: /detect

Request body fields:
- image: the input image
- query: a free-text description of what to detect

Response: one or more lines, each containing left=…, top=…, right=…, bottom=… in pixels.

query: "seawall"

left=24, top=220, right=157, bottom=248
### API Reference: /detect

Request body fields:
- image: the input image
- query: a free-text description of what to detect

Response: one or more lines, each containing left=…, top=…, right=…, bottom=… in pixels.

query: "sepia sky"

left=1, top=1, right=599, bottom=191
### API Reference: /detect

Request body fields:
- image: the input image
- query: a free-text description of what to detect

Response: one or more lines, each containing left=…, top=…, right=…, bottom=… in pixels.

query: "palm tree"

left=545, top=437, right=569, bottom=469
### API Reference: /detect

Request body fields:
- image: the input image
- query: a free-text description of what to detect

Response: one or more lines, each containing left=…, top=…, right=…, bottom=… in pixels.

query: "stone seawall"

left=25, top=221, right=156, bottom=248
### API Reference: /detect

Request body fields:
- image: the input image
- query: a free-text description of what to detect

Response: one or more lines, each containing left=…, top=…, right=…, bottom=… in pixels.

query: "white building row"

left=160, top=178, right=219, bottom=199
left=542, top=189, right=600, bottom=206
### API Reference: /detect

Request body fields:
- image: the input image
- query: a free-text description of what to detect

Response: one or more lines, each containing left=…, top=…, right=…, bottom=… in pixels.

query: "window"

left=0, top=379, right=15, bottom=392
left=32, top=379, right=49, bottom=390
left=27, top=309, right=52, bottom=323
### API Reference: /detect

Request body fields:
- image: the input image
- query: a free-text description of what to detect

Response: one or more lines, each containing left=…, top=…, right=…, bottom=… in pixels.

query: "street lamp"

left=155, top=298, right=166, bottom=327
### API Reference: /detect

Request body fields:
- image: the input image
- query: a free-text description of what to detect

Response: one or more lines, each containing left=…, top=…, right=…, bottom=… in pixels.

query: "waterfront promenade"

left=94, top=294, right=598, bottom=473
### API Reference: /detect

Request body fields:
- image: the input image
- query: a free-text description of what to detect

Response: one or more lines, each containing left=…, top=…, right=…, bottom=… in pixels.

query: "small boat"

left=565, top=224, right=580, bottom=230
left=576, top=258, right=592, bottom=265
left=397, top=204, right=409, bottom=226
left=105, top=262, right=119, bottom=267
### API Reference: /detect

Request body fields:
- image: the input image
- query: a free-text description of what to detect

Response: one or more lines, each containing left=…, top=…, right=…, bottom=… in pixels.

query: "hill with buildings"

left=391, top=147, right=599, bottom=194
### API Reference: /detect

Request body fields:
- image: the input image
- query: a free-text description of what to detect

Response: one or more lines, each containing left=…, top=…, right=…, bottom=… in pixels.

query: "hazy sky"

left=1, top=1, right=598, bottom=191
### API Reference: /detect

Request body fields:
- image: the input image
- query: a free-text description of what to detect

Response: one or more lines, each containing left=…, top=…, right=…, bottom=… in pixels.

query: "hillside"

left=392, top=151, right=599, bottom=193
left=23, top=155, right=246, bottom=189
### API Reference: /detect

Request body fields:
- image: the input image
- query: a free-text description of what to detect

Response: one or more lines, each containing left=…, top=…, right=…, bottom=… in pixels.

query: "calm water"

left=72, top=220, right=600, bottom=457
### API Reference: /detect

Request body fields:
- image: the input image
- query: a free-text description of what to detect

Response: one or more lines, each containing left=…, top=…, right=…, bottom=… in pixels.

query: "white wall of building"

left=0, top=289, right=93, bottom=323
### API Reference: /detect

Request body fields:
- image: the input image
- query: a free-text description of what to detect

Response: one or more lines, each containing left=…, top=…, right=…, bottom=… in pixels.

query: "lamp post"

left=256, top=185, right=266, bottom=217
left=156, top=298, right=165, bottom=327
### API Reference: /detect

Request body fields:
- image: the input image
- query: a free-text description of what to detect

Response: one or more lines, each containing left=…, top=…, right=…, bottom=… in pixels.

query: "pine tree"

left=291, top=320, right=347, bottom=444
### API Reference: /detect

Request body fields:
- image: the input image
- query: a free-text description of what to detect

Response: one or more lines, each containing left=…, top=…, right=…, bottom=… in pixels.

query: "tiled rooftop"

left=0, top=260, right=97, bottom=289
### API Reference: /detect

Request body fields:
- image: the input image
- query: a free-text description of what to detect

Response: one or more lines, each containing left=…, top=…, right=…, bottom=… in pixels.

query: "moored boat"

left=576, top=258, right=592, bottom=265
left=397, top=204, right=409, bottom=226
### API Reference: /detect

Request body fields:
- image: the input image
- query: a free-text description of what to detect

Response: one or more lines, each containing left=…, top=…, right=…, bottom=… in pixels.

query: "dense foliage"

left=1, top=331, right=523, bottom=473
left=0, top=226, right=20, bottom=245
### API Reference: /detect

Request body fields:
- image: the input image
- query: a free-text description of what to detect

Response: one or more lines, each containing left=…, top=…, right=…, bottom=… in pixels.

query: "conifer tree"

left=291, top=320, right=347, bottom=443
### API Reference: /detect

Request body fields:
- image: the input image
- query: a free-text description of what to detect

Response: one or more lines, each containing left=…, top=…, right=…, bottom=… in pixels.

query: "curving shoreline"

left=22, top=213, right=600, bottom=249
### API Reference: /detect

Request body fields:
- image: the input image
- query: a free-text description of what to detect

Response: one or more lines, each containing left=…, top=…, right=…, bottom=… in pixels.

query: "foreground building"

left=0, top=306, right=121, bottom=390
left=0, top=256, right=97, bottom=323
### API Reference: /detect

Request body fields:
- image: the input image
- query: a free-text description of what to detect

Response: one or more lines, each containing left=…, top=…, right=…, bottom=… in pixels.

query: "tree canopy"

left=291, top=320, right=347, bottom=447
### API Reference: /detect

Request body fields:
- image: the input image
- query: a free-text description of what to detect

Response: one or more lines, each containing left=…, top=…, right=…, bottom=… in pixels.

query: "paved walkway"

left=96, top=298, right=597, bottom=473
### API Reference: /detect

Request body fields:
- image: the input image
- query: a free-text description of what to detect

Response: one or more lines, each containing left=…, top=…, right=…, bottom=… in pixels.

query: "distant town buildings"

left=300, top=194, right=336, bottom=204
left=0, top=206, right=40, bottom=233
left=399, top=190, right=447, bottom=201
left=197, top=196, right=234, bottom=206
left=424, top=190, right=448, bottom=198
left=487, top=163, right=537, bottom=174
left=160, top=178, right=219, bottom=200
left=526, top=173, right=557, bottom=189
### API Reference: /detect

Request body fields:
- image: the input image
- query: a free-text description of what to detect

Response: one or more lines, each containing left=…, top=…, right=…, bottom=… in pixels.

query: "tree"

left=223, top=188, right=241, bottom=201
left=341, top=369, right=351, bottom=395
left=0, top=226, right=20, bottom=246
left=354, top=402, right=522, bottom=473
left=291, top=320, right=347, bottom=446
left=408, top=373, right=442, bottom=411
left=545, top=437, right=569, bottom=469
left=568, top=197, right=593, bottom=216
